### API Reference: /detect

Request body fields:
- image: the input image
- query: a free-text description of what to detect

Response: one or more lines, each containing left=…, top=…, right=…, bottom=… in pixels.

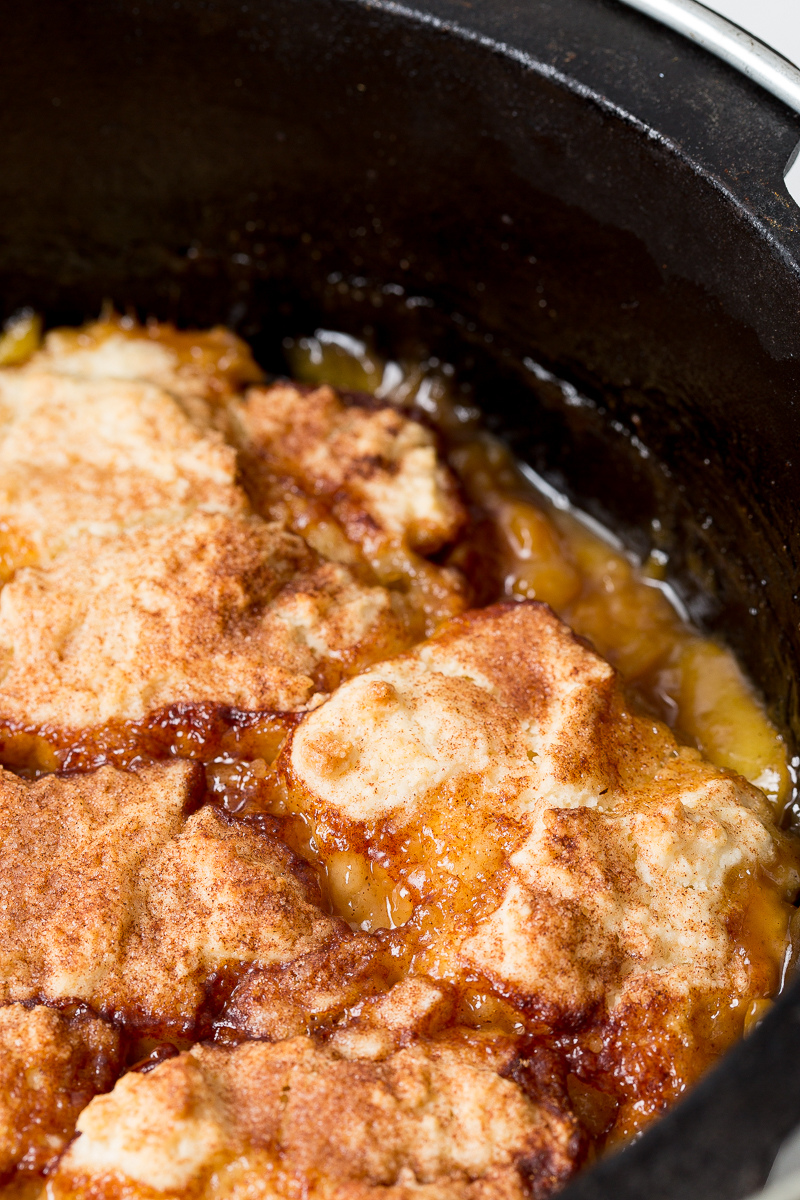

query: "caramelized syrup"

left=0, top=320, right=795, bottom=1162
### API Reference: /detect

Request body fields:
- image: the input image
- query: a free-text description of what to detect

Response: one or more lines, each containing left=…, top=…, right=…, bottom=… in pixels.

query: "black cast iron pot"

left=2, top=1, right=800, bottom=1196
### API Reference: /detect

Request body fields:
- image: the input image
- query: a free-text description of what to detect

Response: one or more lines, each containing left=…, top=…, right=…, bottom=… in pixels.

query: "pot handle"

left=617, top=0, right=800, bottom=207
left=785, top=143, right=800, bottom=208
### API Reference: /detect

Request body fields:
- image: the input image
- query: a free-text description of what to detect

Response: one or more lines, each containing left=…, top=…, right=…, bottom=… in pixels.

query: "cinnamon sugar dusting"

left=49, top=1034, right=579, bottom=1200
left=0, top=369, right=245, bottom=578
left=0, top=1004, right=120, bottom=1184
left=0, top=761, right=342, bottom=1037
left=229, top=382, right=469, bottom=637
left=0, top=513, right=416, bottom=729
left=230, top=381, right=466, bottom=553
left=281, top=603, right=798, bottom=1117
left=0, top=320, right=795, bottom=1197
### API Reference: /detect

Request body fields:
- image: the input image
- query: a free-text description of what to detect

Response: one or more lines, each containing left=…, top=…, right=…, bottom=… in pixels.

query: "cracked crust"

left=0, top=1004, right=120, bottom=1184
left=0, top=368, right=246, bottom=579
left=228, top=382, right=469, bottom=638
left=327, top=976, right=456, bottom=1062
left=0, top=512, right=417, bottom=729
left=0, top=319, right=796, bottom=1183
left=49, top=1034, right=580, bottom=1200
left=0, top=761, right=342, bottom=1036
left=218, top=934, right=395, bottom=1043
left=280, top=603, right=799, bottom=1078
left=26, top=319, right=264, bottom=420
left=229, top=382, right=466, bottom=556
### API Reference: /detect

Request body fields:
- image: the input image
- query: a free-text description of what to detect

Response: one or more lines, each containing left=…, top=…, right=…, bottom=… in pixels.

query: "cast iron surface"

left=1, top=1, right=800, bottom=1196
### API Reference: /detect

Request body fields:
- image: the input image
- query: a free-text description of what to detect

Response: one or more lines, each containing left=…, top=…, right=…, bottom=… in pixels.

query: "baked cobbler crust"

left=28, top=321, right=264, bottom=420
left=279, top=603, right=797, bottom=1113
left=0, top=1005, right=120, bottom=1183
left=0, top=761, right=341, bottom=1037
left=49, top=1034, right=579, bottom=1200
left=0, top=369, right=245, bottom=575
left=0, top=319, right=795, bottom=1197
left=229, top=382, right=466, bottom=555
left=0, top=513, right=416, bottom=728
left=229, top=382, right=469, bottom=638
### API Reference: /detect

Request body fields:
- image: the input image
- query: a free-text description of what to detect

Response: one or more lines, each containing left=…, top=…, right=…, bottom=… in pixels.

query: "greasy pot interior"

left=3, top=0, right=800, bottom=1196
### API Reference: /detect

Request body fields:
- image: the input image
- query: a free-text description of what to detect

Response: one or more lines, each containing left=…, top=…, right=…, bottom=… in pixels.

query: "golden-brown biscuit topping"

left=0, top=761, right=342, bottom=1037
left=0, top=513, right=416, bottom=730
left=49, top=1034, right=579, bottom=1200
left=229, top=382, right=469, bottom=635
left=0, top=319, right=795, bottom=1194
left=0, top=1004, right=120, bottom=1186
left=230, top=382, right=466, bottom=555
left=0, top=369, right=245, bottom=579
left=277, top=603, right=798, bottom=1119
left=27, top=317, right=264, bottom=417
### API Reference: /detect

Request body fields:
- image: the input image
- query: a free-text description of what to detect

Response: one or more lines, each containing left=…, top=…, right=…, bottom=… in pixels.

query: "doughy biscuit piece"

left=0, top=512, right=415, bottom=730
left=49, top=1035, right=579, bottom=1200
left=229, top=383, right=469, bottom=636
left=27, top=319, right=264, bottom=419
left=280, top=603, right=798, bottom=1070
left=0, top=761, right=341, bottom=1036
left=328, top=976, right=455, bottom=1062
left=230, top=382, right=466, bottom=555
left=219, top=935, right=395, bottom=1042
left=0, top=368, right=245, bottom=577
left=0, top=1004, right=120, bottom=1184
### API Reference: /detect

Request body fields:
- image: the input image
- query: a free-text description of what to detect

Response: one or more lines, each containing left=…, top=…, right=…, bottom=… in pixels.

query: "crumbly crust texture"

left=0, top=761, right=341, bottom=1036
left=49, top=1034, right=578, bottom=1200
left=218, top=934, right=394, bottom=1043
left=0, top=324, right=795, bottom=1198
left=28, top=321, right=265, bottom=418
left=0, top=512, right=415, bottom=727
left=0, top=368, right=245, bottom=573
left=230, top=382, right=466, bottom=555
left=0, top=1004, right=120, bottom=1182
left=283, top=603, right=796, bottom=1069
left=228, top=382, right=469, bottom=639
